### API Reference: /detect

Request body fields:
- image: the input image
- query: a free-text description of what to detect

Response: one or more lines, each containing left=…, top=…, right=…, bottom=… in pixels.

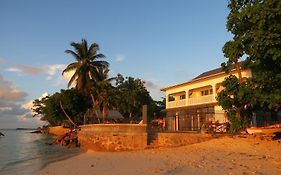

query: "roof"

left=192, top=67, right=223, bottom=80
left=108, top=110, right=124, bottom=119
left=161, top=66, right=226, bottom=91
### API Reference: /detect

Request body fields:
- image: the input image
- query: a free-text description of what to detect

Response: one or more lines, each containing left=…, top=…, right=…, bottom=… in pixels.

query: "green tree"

left=222, top=0, right=281, bottom=111
left=32, top=89, right=88, bottom=126
left=113, top=74, right=153, bottom=121
left=219, top=0, right=281, bottom=132
left=91, top=67, right=116, bottom=122
left=216, top=75, right=255, bottom=133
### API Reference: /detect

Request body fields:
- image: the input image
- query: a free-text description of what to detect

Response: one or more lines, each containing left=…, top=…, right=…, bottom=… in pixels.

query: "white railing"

left=187, top=95, right=215, bottom=106
left=167, top=99, right=186, bottom=108
left=166, top=95, right=216, bottom=109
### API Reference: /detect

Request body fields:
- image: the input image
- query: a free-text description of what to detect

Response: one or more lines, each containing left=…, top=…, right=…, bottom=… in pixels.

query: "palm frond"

left=65, top=50, right=82, bottom=61
left=88, top=43, right=99, bottom=57
left=68, top=71, right=78, bottom=88
left=62, top=62, right=78, bottom=75
left=92, top=60, right=109, bottom=68
left=93, top=53, right=106, bottom=59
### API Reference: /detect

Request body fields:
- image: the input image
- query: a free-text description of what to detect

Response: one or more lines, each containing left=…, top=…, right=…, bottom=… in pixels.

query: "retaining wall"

left=149, top=132, right=212, bottom=148
left=78, top=124, right=147, bottom=151
left=48, top=126, right=71, bottom=136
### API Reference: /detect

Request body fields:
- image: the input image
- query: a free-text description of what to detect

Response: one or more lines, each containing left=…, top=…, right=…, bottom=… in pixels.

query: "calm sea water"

left=0, top=129, right=83, bottom=175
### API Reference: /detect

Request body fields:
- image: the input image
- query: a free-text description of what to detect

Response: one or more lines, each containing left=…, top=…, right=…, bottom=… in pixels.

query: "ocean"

left=0, top=129, right=83, bottom=175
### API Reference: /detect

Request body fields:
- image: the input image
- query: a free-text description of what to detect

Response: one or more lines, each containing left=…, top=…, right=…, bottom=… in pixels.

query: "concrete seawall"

left=49, top=125, right=212, bottom=151
left=48, top=126, right=71, bottom=136
left=148, top=132, right=212, bottom=148
left=78, top=124, right=147, bottom=151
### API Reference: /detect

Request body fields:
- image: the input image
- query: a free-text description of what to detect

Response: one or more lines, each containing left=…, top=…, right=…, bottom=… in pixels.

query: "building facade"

left=161, top=67, right=252, bottom=132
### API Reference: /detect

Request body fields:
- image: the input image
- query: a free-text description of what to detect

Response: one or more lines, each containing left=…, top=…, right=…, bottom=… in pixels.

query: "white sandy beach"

left=39, top=136, right=281, bottom=175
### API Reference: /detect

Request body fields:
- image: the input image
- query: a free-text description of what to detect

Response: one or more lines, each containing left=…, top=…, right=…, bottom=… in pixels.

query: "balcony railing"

left=167, top=95, right=215, bottom=109
left=167, top=99, right=186, bottom=108
left=187, top=95, right=214, bottom=106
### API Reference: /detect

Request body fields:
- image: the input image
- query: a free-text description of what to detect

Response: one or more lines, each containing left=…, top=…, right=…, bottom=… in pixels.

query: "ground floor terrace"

left=164, top=105, right=227, bottom=132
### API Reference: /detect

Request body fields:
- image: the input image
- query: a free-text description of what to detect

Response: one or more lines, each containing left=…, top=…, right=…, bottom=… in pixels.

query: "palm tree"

left=92, top=67, right=115, bottom=122
left=62, top=39, right=109, bottom=97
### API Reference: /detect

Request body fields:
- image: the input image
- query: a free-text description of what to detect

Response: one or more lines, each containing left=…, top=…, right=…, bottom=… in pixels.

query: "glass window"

left=180, top=94, right=186, bottom=100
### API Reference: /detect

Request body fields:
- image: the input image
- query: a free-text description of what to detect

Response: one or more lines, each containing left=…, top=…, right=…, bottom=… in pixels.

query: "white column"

left=212, top=84, right=216, bottom=102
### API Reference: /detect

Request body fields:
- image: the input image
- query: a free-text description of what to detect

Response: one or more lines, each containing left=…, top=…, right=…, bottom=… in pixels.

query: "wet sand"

left=38, top=136, right=281, bottom=175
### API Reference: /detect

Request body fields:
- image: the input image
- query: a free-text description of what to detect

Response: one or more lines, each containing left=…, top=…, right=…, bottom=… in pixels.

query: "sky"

left=0, top=0, right=233, bottom=129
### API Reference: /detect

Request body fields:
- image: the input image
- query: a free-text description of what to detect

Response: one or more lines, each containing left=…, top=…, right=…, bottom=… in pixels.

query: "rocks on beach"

left=51, top=130, right=79, bottom=148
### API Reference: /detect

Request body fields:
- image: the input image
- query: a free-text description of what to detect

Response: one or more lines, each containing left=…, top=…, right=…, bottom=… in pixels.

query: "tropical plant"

left=113, top=74, right=153, bottom=121
left=218, top=0, right=281, bottom=132
left=62, top=39, right=109, bottom=97
left=32, top=89, right=88, bottom=126
left=91, top=67, right=116, bottom=122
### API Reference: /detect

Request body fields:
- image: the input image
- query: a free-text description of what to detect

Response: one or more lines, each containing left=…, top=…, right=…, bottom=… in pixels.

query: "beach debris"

left=51, top=130, right=79, bottom=148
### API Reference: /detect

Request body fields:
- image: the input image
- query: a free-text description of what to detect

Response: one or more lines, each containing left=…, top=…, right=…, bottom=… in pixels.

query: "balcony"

left=187, top=95, right=214, bottom=106
left=167, top=95, right=215, bottom=109
left=167, top=99, right=186, bottom=108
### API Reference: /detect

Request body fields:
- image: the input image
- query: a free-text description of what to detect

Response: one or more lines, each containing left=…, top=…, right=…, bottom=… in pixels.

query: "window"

left=180, top=95, right=186, bottom=100
left=201, top=89, right=213, bottom=96
left=168, top=95, right=175, bottom=102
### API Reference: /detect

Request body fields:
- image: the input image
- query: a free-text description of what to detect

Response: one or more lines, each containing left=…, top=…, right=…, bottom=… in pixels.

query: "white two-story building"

left=161, top=66, right=252, bottom=131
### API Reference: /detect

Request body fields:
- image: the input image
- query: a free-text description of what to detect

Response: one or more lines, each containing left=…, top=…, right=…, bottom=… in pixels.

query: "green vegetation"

left=32, top=89, right=88, bottom=126
left=218, top=0, right=281, bottom=133
left=33, top=39, right=164, bottom=126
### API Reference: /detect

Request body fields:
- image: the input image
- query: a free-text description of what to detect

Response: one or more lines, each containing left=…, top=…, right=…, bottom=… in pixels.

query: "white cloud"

left=0, top=75, right=27, bottom=101
left=144, top=80, right=164, bottom=101
left=7, top=65, right=42, bottom=75
left=0, top=74, right=46, bottom=128
left=44, top=64, right=66, bottom=80
left=0, top=107, right=12, bottom=112
left=114, top=54, right=126, bottom=62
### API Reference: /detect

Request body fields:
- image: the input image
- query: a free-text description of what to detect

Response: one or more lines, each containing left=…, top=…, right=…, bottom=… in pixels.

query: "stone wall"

left=149, top=132, right=211, bottom=148
left=48, top=126, right=71, bottom=136
left=78, top=124, right=147, bottom=151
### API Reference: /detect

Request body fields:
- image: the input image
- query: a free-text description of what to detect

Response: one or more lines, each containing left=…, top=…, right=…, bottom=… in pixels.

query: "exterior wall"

left=165, top=69, right=252, bottom=109
left=162, top=69, right=251, bottom=131
left=48, top=126, right=71, bottom=136
left=150, top=132, right=211, bottom=148
left=78, top=124, right=147, bottom=151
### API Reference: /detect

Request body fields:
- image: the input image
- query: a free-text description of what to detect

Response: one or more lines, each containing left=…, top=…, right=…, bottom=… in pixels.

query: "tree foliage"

left=62, top=39, right=109, bottom=97
left=218, top=0, right=281, bottom=132
left=216, top=75, right=254, bottom=132
left=33, top=39, right=162, bottom=125
left=112, top=74, right=153, bottom=120
left=32, top=89, right=88, bottom=126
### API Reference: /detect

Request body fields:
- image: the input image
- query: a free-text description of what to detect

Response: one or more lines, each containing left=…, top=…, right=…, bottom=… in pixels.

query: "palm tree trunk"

left=60, top=101, right=78, bottom=128
left=90, top=94, right=101, bottom=123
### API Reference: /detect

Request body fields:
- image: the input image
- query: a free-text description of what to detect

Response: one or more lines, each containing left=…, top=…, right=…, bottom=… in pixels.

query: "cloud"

left=114, top=54, right=126, bottom=62
left=6, top=63, right=69, bottom=86
left=7, top=65, right=42, bottom=75
left=0, top=75, right=27, bottom=101
left=144, top=80, right=164, bottom=101
left=44, top=64, right=66, bottom=80
left=0, top=74, right=46, bottom=128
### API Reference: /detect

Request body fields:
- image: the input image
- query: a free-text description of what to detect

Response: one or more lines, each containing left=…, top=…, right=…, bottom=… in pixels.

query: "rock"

left=51, top=130, right=79, bottom=148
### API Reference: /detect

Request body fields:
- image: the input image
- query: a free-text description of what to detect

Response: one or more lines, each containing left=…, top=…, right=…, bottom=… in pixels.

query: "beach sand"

left=38, top=136, right=281, bottom=175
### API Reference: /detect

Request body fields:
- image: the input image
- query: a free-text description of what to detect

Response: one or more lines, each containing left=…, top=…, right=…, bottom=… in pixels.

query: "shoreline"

left=38, top=136, right=281, bottom=175
left=36, top=147, right=86, bottom=175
